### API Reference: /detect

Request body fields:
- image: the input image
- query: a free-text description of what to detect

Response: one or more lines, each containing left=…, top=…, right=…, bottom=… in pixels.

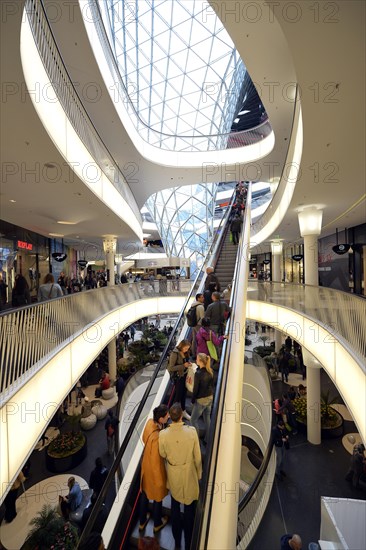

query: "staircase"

left=214, top=227, right=239, bottom=289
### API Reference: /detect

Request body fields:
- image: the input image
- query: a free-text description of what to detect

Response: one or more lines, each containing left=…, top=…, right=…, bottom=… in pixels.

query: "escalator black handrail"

left=78, top=195, right=235, bottom=547
left=237, top=353, right=276, bottom=515
left=190, top=189, right=251, bottom=548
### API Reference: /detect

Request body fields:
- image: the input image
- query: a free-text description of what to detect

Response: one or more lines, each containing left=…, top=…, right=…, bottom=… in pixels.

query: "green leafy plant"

left=293, top=394, right=341, bottom=428
left=321, top=390, right=341, bottom=422
left=253, top=345, right=275, bottom=358
left=47, top=432, right=85, bottom=458
left=22, top=504, right=78, bottom=550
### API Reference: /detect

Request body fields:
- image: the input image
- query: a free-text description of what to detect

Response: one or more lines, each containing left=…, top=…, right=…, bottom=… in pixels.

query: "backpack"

left=186, top=304, right=199, bottom=327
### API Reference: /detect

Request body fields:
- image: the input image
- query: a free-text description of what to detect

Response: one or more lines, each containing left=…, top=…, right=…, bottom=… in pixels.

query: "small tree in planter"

left=259, top=335, right=269, bottom=347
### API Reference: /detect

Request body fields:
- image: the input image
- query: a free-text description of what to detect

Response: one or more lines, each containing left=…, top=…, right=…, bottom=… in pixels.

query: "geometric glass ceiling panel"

left=100, top=0, right=246, bottom=151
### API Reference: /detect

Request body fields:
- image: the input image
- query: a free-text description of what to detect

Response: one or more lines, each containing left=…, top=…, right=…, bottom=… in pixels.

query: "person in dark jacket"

left=205, top=291, right=230, bottom=335
left=12, top=274, right=31, bottom=307
left=89, top=457, right=108, bottom=503
left=230, top=215, right=243, bottom=244
left=105, top=411, right=120, bottom=455
left=272, top=420, right=289, bottom=479
left=190, top=353, right=214, bottom=444
left=203, top=282, right=217, bottom=310
left=204, top=266, right=221, bottom=292
left=168, top=340, right=192, bottom=420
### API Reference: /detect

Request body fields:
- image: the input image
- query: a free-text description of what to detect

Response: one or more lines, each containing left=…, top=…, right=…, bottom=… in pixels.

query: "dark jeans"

left=171, top=496, right=196, bottom=550
left=174, top=375, right=187, bottom=411
left=139, top=490, right=163, bottom=527
left=231, top=231, right=239, bottom=244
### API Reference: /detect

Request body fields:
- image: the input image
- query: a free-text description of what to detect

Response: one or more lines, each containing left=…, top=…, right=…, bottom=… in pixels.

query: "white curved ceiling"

left=1, top=0, right=365, bottom=252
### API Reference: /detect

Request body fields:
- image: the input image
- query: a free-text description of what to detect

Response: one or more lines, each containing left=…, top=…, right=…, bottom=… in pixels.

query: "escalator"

left=214, top=221, right=239, bottom=289
left=78, top=190, right=257, bottom=549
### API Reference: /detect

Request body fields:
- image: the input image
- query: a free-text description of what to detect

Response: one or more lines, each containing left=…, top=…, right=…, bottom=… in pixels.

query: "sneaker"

left=139, top=513, right=150, bottom=531
left=182, top=410, right=191, bottom=420
left=153, top=516, right=169, bottom=533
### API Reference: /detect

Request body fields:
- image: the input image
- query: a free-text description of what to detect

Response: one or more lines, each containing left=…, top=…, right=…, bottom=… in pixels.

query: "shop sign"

left=292, top=254, right=304, bottom=261
left=78, top=260, right=88, bottom=268
left=332, top=244, right=350, bottom=255
left=263, top=259, right=271, bottom=265
left=52, top=252, right=67, bottom=262
left=17, top=240, right=33, bottom=251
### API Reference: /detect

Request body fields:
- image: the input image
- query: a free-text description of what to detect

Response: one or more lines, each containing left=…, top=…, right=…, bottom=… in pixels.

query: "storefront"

left=0, top=220, right=75, bottom=305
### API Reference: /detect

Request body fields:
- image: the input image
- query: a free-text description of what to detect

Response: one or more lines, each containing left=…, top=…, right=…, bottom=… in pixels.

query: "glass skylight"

left=101, top=0, right=246, bottom=151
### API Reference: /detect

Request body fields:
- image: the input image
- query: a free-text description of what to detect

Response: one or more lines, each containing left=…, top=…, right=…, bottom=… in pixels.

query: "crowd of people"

left=140, top=402, right=201, bottom=550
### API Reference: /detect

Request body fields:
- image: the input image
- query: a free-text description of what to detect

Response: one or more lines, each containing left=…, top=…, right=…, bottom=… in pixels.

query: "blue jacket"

left=68, top=482, right=82, bottom=511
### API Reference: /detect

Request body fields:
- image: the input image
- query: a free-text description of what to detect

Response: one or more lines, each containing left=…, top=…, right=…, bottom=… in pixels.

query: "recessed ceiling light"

left=57, top=221, right=77, bottom=225
left=9, top=199, right=16, bottom=203
left=49, top=233, right=64, bottom=237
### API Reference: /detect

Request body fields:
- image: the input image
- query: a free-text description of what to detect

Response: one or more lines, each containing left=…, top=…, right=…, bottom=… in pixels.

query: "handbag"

left=185, top=364, right=197, bottom=392
left=206, top=331, right=218, bottom=361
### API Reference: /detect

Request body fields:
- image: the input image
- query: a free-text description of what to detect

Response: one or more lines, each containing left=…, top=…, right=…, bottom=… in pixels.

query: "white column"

left=303, top=234, right=319, bottom=287
left=103, top=236, right=117, bottom=287
left=298, top=208, right=323, bottom=287
left=271, top=240, right=283, bottom=282
left=303, top=349, right=322, bottom=445
left=275, top=330, right=283, bottom=352
left=103, top=237, right=117, bottom=380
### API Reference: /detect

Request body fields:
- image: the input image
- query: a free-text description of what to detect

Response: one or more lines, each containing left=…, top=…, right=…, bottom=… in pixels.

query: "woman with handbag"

left=191, top=353, right=214, bottom=445
left=195, top=318, right=227, bottom=370
left=167, top=339, right=192, bottom=420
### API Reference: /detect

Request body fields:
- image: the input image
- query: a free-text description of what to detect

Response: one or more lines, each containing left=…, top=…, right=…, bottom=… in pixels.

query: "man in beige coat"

left=159, top=402, right=202, bottom=550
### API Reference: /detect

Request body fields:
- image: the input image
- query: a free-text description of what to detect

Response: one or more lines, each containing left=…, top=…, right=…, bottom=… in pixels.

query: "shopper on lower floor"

left=280, top=533, right=302, bottom=550
left=272, top=419, right=289, bottom=479
left=159, top=403, right=202, bottom=550
left=59, top=476, right=82, bottom=518
left=139, top=404, right=170, bottom=534
left=89, top=457, right=108, bottom=503
left=3, top=471, right=25, bottom=523
left=105, top=410, right=119, bottom=456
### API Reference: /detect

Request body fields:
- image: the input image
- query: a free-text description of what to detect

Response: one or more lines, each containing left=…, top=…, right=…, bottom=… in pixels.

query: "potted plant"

left=152, top=331, right=168, bottom=350
left=46, top=413, right=87, bottom=472
left=253, top=343, right=275, bottom=358
left=293, top=391, right=343, bottom=438
left=21, top=504, right=79, bottom=549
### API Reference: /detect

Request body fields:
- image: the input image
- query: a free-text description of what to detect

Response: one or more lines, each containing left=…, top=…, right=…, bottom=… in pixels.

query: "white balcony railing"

left=0, top=281, right=191, bottom=400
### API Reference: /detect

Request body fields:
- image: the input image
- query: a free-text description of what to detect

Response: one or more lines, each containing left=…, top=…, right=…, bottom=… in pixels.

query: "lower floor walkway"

left=247, top=372, right=366, bottom=550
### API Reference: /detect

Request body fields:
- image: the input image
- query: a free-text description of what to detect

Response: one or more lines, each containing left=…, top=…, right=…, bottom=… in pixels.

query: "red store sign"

left=17, top=240, right=33, bottom=251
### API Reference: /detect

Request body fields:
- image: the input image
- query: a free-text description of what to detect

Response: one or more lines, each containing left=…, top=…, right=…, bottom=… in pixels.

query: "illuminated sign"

left=17, top=240, right=33, bottom=251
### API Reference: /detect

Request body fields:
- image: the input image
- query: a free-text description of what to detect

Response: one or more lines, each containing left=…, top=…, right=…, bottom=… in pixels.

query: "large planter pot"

left=296, top=407, right=344, bottom=439
left=46, top=434, right=87, bottom=473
